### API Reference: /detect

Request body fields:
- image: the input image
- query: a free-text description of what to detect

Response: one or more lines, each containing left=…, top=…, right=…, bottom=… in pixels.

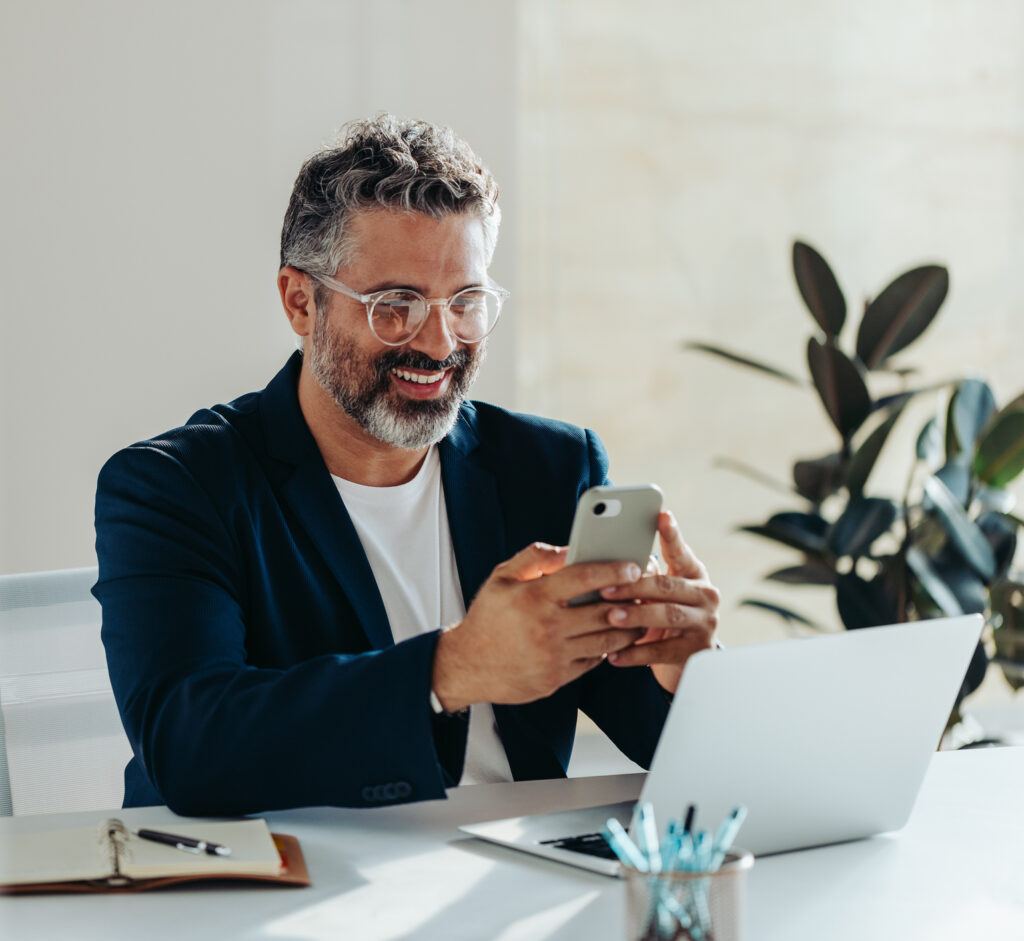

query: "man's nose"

left=408, top=301, right=458, bottom=360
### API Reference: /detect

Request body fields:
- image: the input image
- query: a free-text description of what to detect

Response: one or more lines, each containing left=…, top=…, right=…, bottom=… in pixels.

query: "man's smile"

left=390, top=366, right=452, bottom=398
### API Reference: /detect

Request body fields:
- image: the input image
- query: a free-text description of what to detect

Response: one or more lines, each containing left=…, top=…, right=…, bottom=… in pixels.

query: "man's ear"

left=278, top=267, right=317, bottom=338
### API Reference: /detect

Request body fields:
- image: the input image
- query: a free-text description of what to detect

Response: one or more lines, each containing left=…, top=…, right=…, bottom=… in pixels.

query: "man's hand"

left=597, top=510, right=720, bottom=694
left=431, top=543, right=646, bottom=712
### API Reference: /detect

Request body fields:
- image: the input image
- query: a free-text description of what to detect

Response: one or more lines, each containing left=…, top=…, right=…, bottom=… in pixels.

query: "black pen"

left=135, top=828, right=232, bottom=857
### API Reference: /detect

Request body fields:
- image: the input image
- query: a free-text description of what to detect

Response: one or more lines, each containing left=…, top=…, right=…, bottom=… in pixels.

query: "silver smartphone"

left=564, top=484, right=664, bottom=606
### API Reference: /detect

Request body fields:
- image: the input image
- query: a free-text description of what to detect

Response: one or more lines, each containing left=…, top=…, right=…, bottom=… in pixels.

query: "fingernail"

left=626, top=564, right=641, bottom=581
left=609, top=607, right=628, bottom=624
left=601, top=586, right=620, bottom=598
left=608, top=652, right=620, bottom=664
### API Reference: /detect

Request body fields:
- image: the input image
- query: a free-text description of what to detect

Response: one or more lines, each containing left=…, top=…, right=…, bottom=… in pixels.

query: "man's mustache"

left=375, top=348, right=473, bottom=376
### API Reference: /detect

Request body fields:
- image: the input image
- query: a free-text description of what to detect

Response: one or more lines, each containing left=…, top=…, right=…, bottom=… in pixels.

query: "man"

left=94, top=115, right=719, bottom=816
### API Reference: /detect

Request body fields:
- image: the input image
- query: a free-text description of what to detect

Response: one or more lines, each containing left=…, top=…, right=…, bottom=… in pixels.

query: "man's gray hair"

left=280, top=114, right=501, bottom=292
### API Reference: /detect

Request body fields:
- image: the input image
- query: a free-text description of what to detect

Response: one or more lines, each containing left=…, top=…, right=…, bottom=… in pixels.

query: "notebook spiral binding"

left=92, top=818, right=133, bottom=887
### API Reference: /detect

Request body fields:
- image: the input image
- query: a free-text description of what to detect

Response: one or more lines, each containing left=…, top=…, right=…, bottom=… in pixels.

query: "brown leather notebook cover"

left=1, top=833, right=311, bottom=895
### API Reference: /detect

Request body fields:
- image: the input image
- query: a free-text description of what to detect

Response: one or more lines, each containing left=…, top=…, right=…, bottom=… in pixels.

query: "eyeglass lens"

left=371, top=289, right=500, bottom=344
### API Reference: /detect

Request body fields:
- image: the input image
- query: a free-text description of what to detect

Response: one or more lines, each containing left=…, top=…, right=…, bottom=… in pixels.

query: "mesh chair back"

left=0, top=567, right=132, bottom=815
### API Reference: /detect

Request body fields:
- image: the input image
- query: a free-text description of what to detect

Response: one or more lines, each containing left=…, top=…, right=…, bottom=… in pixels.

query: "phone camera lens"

left=593, top=502, right=606, bottom=516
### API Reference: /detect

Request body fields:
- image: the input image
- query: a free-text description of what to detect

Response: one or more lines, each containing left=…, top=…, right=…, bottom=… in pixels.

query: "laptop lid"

left=637, top=614, right=983, bottom=854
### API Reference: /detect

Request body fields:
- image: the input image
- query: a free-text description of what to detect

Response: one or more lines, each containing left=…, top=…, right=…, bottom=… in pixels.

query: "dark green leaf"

left=951, top=378, right=997, bottom=454
left=934, top=461, right=971, bottom=507
left=960, top=641, right=989, bottom=700
left=740, top=599, right=822, bottom=629
left=765, top=560, right=837, bottom=585
left=922, top=476, right=996, bottom=580
left=916, top=417, right=943, bottom=464
left=828, top=498, right=899, bottom=558
left=806, top=338, right=873, bottom=440
left=991, top=581, right=1024, bottom=678
left=871, top=391, right=915, bottom=413
left=1002, top=391, right=1024, bottom=413
left=977, top=512, right=1018, bottom=579
left=945, top=392, right=960, bottom=463
left=930, top=550, right=988, bottom=614
left=855, top=265, right=949, bottom=368
left=905, top=547, right=964, bottom=616
left=836, top=571, right=900, bottom=629
left=846, top=407, right=906, bottom=498
left=873, top=380, right=949, bottom=415
left=683, top=342, right=805, bottom=385
left=876, top=554, right=908, bottom=618
left=793, top=453, right=844, bottom=504
left=973, top=408, right=1024, bottom=488
left=792, top=241, right=846, bottom=338
left=739, top=511, right=829, bottom=556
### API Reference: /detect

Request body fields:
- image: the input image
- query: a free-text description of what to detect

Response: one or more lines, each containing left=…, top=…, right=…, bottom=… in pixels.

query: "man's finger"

left=549, top=558, right=643, bottom=603
left=603, top=600, right=718, bottom=633
left=495, top=542, right=568, bottom=582
left=658, top=510, right=706, bottom=579
left=599, top=573, right=718, bottom=608
left=569, top=626, right=645, bottom=659
left=608, top=630, right=713, bottom=668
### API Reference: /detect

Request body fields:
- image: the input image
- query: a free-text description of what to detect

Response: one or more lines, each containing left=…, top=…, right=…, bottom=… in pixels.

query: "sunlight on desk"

left=261, top=840, right=605, bottom=941
left=491, top=892, right=602, bottom=941
left=261, top=847, right=488, bottom=938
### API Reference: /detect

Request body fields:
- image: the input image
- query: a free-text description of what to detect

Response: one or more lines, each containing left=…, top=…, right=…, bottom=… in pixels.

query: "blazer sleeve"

left=95, top=444, right=450, bottom=816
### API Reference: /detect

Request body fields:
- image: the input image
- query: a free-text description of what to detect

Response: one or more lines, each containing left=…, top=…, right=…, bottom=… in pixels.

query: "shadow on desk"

left=390, top=837, right=613, bottom=941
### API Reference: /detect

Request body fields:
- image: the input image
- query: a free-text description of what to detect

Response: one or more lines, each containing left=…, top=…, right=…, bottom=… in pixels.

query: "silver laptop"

left=460, top=615, right=983, bottom=875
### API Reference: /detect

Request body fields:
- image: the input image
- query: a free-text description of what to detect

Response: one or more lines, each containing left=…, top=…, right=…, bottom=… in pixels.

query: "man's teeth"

left=392, top=368, right=445, bottom=385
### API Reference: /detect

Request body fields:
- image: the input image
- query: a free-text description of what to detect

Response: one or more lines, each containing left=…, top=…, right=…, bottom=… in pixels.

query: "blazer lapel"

left=281, top=463, right=394, bottom=650
left=260, top=355, right=393, bottom=651
left=439, top=404, right=508, bottom=608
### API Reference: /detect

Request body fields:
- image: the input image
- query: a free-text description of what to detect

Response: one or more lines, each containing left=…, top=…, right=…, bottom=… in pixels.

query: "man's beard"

left=307, top=313, right=484, bottom=450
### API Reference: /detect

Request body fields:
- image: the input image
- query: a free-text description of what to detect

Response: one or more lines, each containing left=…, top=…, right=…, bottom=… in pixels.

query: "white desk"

left=2, top=747, right=1022, bottom=940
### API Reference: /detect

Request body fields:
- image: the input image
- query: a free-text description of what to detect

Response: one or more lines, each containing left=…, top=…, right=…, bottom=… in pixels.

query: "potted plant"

left=687, top=241, right=1024, bottom=734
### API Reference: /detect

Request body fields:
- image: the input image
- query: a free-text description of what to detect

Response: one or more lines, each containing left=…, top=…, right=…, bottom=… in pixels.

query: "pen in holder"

left=623, top=850, right=752, bottom=941
left=606, top=804, right=753, bottom=941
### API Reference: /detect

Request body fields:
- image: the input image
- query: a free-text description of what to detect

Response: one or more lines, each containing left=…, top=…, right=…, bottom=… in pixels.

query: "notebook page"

left=0, top=826, right=110, bottom=885
left=0, top=818, right=281, bottom=886
left=122, top=818, right=281, bottom=878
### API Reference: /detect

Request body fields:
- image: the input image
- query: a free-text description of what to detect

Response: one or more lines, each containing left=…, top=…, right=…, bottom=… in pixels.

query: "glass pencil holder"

left=622, top=850, right=754, bottom=941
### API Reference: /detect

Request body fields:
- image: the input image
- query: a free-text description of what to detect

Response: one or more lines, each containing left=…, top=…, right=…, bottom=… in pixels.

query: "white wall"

left=5, top=0, right=1023, bottom=671
left=516, top=0, right=1024, bottom=653
left=0, top=0, right=519, bottom=574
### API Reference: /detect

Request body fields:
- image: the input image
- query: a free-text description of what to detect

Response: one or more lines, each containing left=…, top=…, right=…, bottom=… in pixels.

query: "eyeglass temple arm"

left=309, top=273, right=371, bottom=303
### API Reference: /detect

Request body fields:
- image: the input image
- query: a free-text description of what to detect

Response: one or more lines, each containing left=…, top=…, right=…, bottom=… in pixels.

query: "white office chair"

left=0, top=567, right=132, bottom=815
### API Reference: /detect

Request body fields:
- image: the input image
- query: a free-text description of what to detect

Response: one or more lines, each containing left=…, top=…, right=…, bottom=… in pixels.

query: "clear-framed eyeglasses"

left=309, top=272, right=509, bottom=347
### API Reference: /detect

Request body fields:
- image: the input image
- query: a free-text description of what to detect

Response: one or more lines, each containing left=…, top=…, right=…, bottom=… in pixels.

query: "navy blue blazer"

left=94, top=353, right=670, bottom=815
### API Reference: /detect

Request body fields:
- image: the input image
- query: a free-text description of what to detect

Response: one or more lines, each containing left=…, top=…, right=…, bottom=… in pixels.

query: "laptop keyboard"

left=540, top=831, right=617, bottom=860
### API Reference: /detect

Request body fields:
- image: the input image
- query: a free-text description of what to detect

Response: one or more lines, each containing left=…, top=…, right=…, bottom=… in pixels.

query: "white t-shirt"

left=332, top=447, right=513, bottom=786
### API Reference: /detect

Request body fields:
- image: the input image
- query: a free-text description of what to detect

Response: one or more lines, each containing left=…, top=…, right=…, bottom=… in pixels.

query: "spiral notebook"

left=0, top=817, right=311, bottom=893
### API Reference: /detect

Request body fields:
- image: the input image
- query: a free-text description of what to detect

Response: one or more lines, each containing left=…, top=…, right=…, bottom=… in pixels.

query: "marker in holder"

left=605, top=803, right=752, bottom=941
